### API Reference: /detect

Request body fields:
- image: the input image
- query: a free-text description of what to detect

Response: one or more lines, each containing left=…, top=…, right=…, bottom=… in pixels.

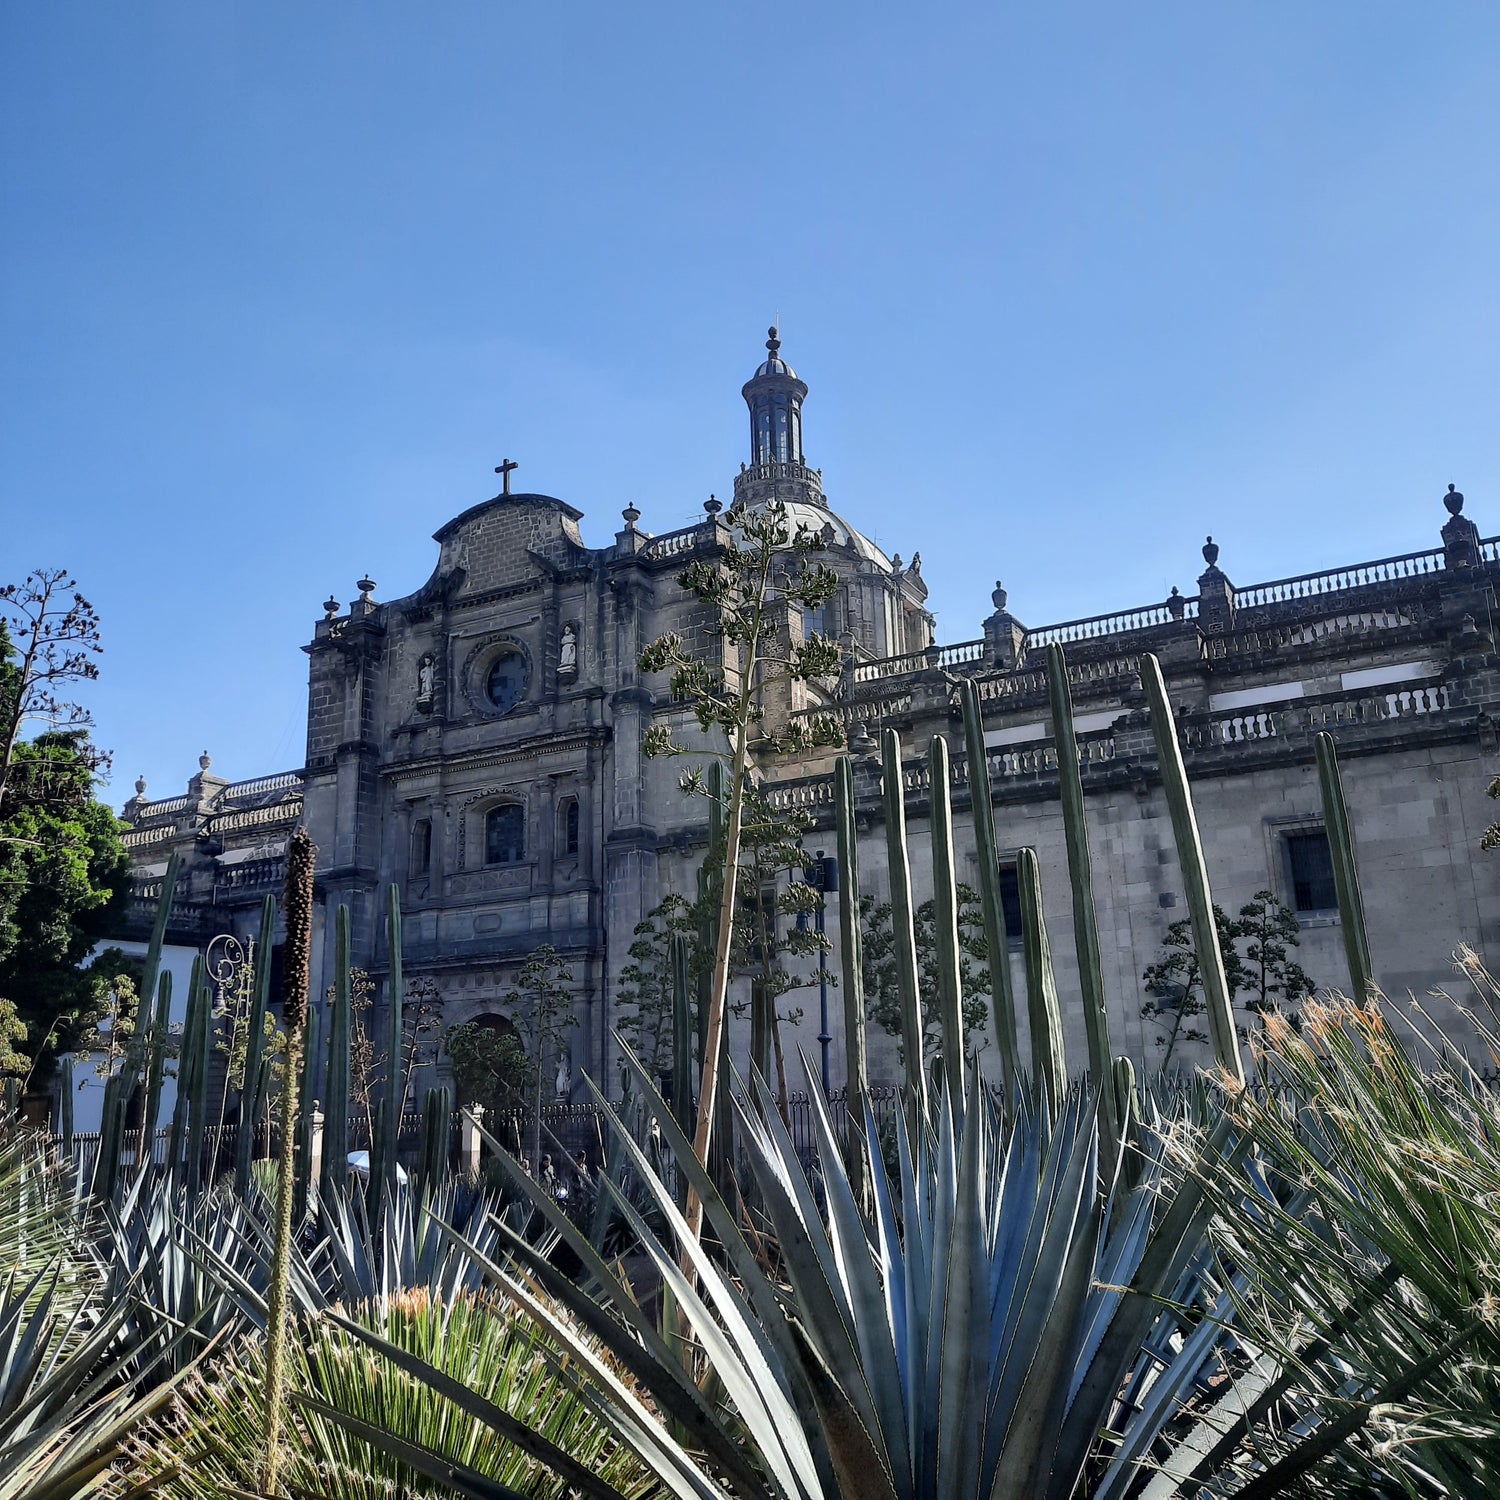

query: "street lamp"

left=805, top=851, right=838, bottom=1097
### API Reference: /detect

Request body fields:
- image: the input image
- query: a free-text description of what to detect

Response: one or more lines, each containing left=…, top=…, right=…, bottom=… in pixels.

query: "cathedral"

left=117, top=330, right=1500, bottom=1097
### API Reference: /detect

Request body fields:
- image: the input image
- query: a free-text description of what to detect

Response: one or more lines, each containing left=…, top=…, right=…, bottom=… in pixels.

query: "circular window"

left=485, top=651, right=527, bottom=714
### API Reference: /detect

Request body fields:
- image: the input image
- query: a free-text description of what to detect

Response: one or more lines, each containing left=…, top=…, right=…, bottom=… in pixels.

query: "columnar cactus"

left=1315, top=730, right=1375, bottom=1002
left=322, top=904, right=352, bottom=1197
left=1015, top=847, right=1066, bottom=1115
left=881, top=728, right=928, bottom=1123
left=960, top=679, right=1021, bottom=1097
left=379, top=885, right=404, bottom=1199
left=834, top=754, right=871, bottom=1196
left=928, top=735, right=968, bottom=1121
left=1140, top=652, right=1245, bottom=1088
left=235, top=894, right=276, bottom=1197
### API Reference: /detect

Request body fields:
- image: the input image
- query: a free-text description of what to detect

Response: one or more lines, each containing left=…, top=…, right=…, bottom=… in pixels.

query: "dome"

left=749, top=325, right=797, bottom=382
left=764, top=498, right=893, bottom=571
left=754, top=352, right=798, bottom=379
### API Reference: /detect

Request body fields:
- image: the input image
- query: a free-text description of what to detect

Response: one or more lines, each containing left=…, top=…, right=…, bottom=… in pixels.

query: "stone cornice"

left=380, top=726, right=610, bottom=783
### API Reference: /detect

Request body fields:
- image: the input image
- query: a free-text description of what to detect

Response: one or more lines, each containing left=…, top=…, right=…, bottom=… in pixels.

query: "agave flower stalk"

left=260, top=826, right=316, bottom=1497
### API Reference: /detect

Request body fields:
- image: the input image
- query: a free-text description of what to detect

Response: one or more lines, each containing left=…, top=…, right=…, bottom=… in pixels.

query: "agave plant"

left=1179, top=992, right=1500, bottom=1499
left=130, top=1287, right=658, bottom=1500
left=0, top=1264, right=191, bottom=1500
left=313, top=1036, right=1269, bottom=1500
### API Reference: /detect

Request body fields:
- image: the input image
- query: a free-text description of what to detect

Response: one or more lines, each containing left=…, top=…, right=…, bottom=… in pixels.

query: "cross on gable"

left=494, top=458, right=519, bottom=495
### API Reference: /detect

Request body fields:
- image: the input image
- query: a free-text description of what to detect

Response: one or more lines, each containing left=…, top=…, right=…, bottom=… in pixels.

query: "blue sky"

left=2, top=3, right=1496, bottom=806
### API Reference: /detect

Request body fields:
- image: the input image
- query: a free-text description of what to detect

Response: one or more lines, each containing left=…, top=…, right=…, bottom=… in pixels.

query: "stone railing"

left=640, top=523, right=711, bottom=562
left=1302, top=679, right=1452, bottom=730
left=220, top=771, right=303, bottom=802
left=209, top=800, right=303, bottom=835
left=1205, top=606, right=1427, bottom=660
left=213, top=857, right=287, bottom=898
left=122, top=825, right=178, bottom=850
left=851, top=638, right=988, bottom=684
left=130, top=793, right=192, bottom=821
left=1024, top=598, right=1198, bottom=648
left=1230, top=546, right=1448, bottom=610
left=765, top=674, right=1462, bottom=818
left=763, top=732, right=1118, bottom=811
left=972, top=654, right=1142, bottom=704
left=1179, top=680, right=1454, bottom=750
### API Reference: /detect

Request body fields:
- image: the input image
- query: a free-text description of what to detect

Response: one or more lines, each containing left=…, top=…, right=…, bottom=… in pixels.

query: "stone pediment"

left=433, top=493, right=589, bottom=595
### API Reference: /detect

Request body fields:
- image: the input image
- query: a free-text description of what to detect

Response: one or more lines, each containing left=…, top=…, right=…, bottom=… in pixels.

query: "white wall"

left=69, top=941, right=198, bottom=1133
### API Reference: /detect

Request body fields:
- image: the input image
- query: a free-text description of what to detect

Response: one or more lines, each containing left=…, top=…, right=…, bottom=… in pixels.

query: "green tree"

left=72, top=948, right=144, bottom=1080
left=444, top=1020, right=530, bottom=1127
left=615, top=892, right=699, bottom=1087
left=637, top=498, right=841, bottom=1238
left=728, top=785, right=831, bottom=1115
left=860, top=883, right=990, bottom=1065
left=1142, top=891, right=1314, bottom=1066
left=1235, top=888, right=1316, bottom=1023
left=0, top=576, right=128, bottom=1077
left=0, top=731, right=129, bottom=1072
left=503, top=944, right=577, bottom=1171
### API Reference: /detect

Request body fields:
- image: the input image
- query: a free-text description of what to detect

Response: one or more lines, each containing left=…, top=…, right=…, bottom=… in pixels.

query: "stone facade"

left=117, top=331, right=1500, bottom=1097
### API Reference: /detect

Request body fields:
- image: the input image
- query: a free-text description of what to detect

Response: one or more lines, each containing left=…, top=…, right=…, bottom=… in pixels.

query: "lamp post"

left=806, top=851, right=838, bottom=1098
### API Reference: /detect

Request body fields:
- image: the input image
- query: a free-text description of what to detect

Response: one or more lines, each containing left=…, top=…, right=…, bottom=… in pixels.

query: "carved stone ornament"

left=459, top=634, right=533, bottom=719
left=416, top=654, right=435, bottom=709
left=559, top=622, right=579, bottom=675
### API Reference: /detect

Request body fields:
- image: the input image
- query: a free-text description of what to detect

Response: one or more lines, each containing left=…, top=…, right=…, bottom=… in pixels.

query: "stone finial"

left=850, top=721, right=875, bottom=754
left=1167, top=586, right=1186, bottom=620
left=199, top=751, right=212, bottom=772
left=1445, top=482, right=1465, bottom=517
left=992, top=580, right=1008, bottom=611
left=134, top=774, right=147, bottom=798
left=766, top=324, right=781, bottom=356
left=704, top=493, right=722, bottom=516
left=357, top=576, right=376, bottom=601
left=820, top=520, right=837, bottom=546
left=1202, top=536, right=1220, bottom=568
left=891, top=553, right=903, bottom=572
left=622, top=503, right=641, bottom=529
left=323, top=594, right=340, bottom=619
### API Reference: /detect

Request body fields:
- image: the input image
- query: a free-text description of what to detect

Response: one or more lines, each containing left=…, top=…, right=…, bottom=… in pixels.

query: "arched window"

left=485, top=804, right=525, bottom=866
left=561, top=797, right=580, bottom=857
left=411, top=818, right=432, bottom=875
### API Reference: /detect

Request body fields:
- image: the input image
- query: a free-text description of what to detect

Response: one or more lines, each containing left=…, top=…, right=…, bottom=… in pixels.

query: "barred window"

left=1284, top=830, right=1336, bottom=913
left=485, top=804, right=525, bottom=866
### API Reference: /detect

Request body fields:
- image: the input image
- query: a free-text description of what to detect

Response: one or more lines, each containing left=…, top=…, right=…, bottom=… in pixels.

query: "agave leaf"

left=1091, top=1277, right=1244, bottom=1500
left=987, top=1133, right=1102, bottom=1500
left=318, top=1308, right=637, bottom=1500
left=479, top=1212, right=773, bottom=1500
left=290, top=1394, right=532, bottom=1500
left=934, top=1063, right=990, bottom=1498
left=797, top=1050, right=909, bottom=1490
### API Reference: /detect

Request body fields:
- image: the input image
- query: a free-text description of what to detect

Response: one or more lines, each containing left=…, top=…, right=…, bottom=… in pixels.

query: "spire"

left=734, top=325, right=824, bottom=510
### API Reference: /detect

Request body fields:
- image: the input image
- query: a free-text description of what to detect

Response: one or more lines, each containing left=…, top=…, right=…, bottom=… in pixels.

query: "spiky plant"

left=133, top=1289, right=657, bottom=1500
left=1182, top=991, right=1500, bottom=1498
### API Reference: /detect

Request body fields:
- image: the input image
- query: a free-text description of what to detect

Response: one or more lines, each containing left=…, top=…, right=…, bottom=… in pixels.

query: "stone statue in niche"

left=555, top=1055, right=571, bottom=1098
left=416, top=654, right=435, bottom=708
left=559, top=622, right=579, bottom=674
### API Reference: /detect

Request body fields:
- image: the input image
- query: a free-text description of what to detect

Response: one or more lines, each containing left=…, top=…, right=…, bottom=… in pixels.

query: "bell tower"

left=732, top=326, right=826, bottom=510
